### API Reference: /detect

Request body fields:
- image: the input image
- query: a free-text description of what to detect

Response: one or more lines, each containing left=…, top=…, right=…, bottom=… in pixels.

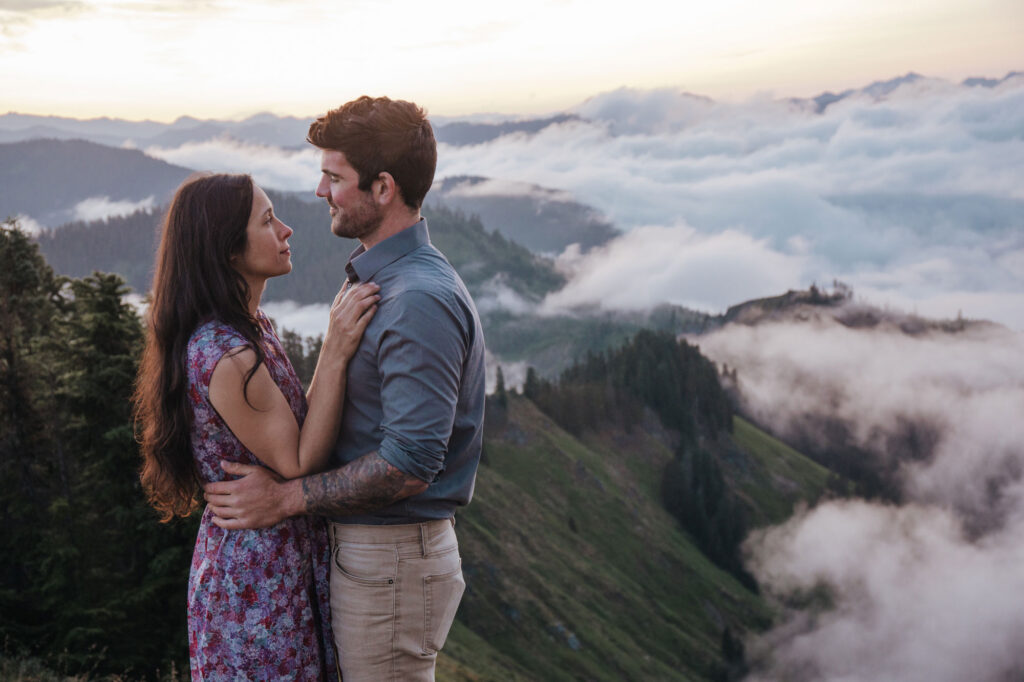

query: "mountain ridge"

left=3, top=70, right=1019, bottom=147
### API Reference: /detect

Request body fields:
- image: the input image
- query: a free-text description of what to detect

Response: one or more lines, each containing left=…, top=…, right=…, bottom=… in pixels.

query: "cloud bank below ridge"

left=143, top=75, right=1024, bottom=329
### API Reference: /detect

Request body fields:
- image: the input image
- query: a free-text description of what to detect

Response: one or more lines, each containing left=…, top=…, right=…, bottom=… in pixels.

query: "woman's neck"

left=245, top=277, right=266, bottom=316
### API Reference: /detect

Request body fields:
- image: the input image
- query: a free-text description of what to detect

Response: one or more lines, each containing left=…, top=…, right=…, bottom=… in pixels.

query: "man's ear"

left=374, top=172, right=398, bottom=206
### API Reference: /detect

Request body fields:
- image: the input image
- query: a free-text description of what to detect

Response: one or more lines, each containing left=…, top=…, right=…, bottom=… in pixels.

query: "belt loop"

left=419, top=523, right=429, bottom=557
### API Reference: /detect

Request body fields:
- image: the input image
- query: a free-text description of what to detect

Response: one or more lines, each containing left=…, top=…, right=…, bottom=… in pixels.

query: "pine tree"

left=494, top=365, right=508, bottom=409
left=0, top=219, right=64, bottom=647
left=0, top=229, right=196, bottom=676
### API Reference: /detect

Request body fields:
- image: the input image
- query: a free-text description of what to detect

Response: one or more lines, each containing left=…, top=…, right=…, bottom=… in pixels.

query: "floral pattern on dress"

left=186, top=311, right=335, bottom=681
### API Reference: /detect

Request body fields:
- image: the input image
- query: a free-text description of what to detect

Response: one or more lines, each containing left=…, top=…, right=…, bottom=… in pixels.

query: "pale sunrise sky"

left=1, top=0, right=1021, bottom=121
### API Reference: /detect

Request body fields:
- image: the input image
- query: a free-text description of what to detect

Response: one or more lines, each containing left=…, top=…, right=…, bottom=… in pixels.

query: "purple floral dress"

left=185, top=311, right=335, bottom=681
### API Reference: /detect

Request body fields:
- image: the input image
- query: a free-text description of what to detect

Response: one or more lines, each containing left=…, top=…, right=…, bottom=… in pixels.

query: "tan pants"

left=328, top=519, right=465, bottom=682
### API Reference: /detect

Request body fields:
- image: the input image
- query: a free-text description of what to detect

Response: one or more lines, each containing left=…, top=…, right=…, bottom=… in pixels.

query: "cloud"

left=13, top=212, right=43, bottom=236
left=145, top=139, right=319, bottom=193
left=541, top=223, right=805, bottom=313
left=745, top=500, right=1024, bottom=682
left=136, top=78, right=1024, bottom=327
left=73, top=195, right=154, bottom=222
left=444, top=177, right=575, bottom=203
left=572, top=87, right=717, bottom=135
left=261, top=299, right=330, bottom=340
left=696, top=318, right=1024, bottom=680
left=0, top=0, right=83, bottom=37
left=475, top=275, right=535, bottom=315
left=0, top=0, right=80, bottom=10
left=484, top=350, right=527, bottom=394
left=435, top=78, right=1024, bottom=329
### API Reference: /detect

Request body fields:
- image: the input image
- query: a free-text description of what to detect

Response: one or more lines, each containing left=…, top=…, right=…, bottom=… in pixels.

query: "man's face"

left=316, top=150, right=382, bottom=242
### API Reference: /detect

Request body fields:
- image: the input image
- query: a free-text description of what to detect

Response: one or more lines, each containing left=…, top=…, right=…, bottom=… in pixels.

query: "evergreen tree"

left=1, top=224, right=196, bottom=676
left=494, top=365, right=508, bottom=409
left=523, top=366, right=540, bottom=400
left=0, top=219, right=63, bottom=647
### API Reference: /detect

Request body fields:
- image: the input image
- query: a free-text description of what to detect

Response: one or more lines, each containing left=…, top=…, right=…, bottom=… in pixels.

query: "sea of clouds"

left=145, top=75, right=1024, bottom=331
left=697, top=317, right=1024, bottom=681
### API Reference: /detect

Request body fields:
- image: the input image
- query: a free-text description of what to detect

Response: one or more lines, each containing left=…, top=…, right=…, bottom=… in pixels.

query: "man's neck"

left=360, top=209, right=422, bottom=251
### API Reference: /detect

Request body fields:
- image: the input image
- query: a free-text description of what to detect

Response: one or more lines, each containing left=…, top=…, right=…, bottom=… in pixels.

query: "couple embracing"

left=133, top=96, right=485, bottom=681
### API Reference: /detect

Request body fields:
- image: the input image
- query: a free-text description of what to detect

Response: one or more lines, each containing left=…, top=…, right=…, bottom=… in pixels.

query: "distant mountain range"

left=0, top=110, right=579, bottom=150
left=1, top=137, right=619, bottom=256
left=0, top=138, right=194, bottom=225
left=2, top=72, right=1019, bottom=151
left=790, top=71, right=1024, bottom=114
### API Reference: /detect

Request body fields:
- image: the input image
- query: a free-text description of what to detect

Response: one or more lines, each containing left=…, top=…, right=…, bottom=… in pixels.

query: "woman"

left=133, top=173, right=378, bottom=680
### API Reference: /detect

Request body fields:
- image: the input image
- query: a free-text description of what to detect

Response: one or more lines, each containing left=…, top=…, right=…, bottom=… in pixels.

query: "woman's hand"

left=319, top=281, right=380, bottom=371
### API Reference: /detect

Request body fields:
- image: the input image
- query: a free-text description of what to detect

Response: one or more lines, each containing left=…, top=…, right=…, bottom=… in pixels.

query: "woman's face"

left=233, top=184, right=294, bottom=282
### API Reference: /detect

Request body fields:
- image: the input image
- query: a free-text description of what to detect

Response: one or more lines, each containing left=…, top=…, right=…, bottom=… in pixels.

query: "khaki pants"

left=328, top=519, right=465, bottom=682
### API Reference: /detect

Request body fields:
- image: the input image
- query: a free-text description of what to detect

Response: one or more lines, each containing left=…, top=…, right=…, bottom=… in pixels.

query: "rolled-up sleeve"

left=375, top=290, right=467, bottom=483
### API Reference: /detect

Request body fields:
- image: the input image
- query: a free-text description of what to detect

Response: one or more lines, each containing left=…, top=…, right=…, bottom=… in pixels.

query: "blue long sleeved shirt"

left=329, top=219, right=486, bottom=525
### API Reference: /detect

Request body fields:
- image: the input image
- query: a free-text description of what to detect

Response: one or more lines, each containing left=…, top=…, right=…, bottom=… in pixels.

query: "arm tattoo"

left=301, top=451, right=426, bottom=517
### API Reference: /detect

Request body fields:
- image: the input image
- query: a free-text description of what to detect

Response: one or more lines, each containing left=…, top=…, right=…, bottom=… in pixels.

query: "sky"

left=0, top=0, right=1022, bottom=121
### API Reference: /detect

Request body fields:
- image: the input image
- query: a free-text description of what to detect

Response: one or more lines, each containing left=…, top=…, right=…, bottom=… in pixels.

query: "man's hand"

left=203, top=460, right=301, bottom=529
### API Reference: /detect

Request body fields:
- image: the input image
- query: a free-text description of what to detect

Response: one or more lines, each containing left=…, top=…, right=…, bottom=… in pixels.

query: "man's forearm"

left=301, top=451, right=428, bottom=517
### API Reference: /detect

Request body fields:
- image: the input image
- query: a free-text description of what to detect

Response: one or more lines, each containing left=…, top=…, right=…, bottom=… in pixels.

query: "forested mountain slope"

left=36, top=193, right=565, bottom=305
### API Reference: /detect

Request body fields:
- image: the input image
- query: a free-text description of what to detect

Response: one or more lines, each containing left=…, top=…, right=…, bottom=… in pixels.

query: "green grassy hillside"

left=437, top=397, right=828, bottom=681
left=719, top=416, right=832, bottom=527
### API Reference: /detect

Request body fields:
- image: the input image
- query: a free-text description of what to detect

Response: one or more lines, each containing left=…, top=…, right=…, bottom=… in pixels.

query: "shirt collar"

left=345, top=219, right=430, bottom=283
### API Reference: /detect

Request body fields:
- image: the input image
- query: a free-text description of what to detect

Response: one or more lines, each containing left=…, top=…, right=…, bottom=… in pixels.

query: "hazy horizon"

left=2, top=67, right=1021, bottom=125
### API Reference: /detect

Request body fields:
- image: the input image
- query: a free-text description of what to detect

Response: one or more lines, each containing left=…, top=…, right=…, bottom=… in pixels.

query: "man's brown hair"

left=307, top=96, right=437, bottom=210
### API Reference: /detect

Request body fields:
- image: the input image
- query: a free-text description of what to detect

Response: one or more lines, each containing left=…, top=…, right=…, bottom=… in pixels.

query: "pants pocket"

left=333, top=543, right=395, bottom=586
left=422, top=559, right=465, bottom=655
left=330, top=544, right=397, bottom=679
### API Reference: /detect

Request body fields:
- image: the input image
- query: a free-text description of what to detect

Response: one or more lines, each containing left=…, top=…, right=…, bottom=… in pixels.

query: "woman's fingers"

left=320, top=282, right=380, bottom=363
left=332, top=279, right=351, bottom=307
left=353, top=303, right=377, bottom=331
left=334, top=283, right=379, bottom=321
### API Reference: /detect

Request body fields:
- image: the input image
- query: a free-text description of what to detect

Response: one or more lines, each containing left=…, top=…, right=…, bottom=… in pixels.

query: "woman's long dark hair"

left=134, top=173, right=266, bottom=521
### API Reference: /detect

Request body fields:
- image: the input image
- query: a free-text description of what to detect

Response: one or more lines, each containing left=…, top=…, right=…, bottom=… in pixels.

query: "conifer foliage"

left=0, top=219, right=195, bottom=678
left=524, top=330, right=751, bottom=584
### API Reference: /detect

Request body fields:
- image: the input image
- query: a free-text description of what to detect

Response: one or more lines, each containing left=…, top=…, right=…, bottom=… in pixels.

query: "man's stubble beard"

left=330, top=195, right=383, bottom=241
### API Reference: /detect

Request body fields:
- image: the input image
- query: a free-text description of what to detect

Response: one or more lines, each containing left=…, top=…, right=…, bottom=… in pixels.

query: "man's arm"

left=301, top=450, right=428, bottom=517
left=204, top=451, right=428, bottom=530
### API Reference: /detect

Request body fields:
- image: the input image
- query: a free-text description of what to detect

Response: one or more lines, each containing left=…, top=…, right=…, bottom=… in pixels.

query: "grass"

left=724, top=416, right=832, bottom=527
left=0, top=654, right=186, bottom=682
left=441, top=397, right=778, bottom=681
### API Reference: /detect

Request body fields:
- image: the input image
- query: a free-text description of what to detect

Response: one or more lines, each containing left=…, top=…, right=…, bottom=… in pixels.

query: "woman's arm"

left=209, top=282, right=379, bottom=479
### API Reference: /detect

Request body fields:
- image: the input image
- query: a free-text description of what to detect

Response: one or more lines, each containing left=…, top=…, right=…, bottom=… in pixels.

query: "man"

left=204, top=95, right=486, bottom=681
